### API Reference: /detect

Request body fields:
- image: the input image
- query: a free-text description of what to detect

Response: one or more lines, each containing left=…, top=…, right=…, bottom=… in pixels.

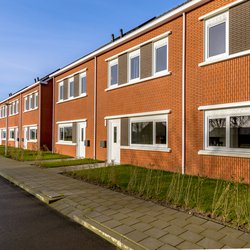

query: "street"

left=0, top=177, right=115, bottom=250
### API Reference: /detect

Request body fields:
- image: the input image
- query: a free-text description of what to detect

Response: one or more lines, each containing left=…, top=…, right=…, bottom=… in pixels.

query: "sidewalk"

left=0, top=156, right=249, bottom=250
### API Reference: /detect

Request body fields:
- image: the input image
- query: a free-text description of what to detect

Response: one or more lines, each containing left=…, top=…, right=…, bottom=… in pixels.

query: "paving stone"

left=129, top=211, right=145, bottom=219
left=85, top=211, right=102, bottom=218
left=186, top=216, right=207, bottom=225
left=150, top=220, right=170, bottom=230
left=112, top=213, right=128, bottom=221
left=94, top=206, right=109, bottom=212
left=120, top=217, right=140, bottom=226
left=102, top=209, right=119, bottom=216
left=218, top=226, right=244, bottom=238
left=239, top=232, right=250, bottom=243
left=144, top=227, right=167, bottom=239
left=179, top=231, right=204, bottom=243
left=164, top=225, right=187, bottom=236
left=132, top=222, right=153, bottom=232
left=103, top=219, right=122, bottom=229
left=197, top=237, right=224, bottom=249
left=138, top=214, right=157, bottom=224
left=169, top=218, right=190, bottom=228
left=177, top=240, right=201, bottom=249
left=202, top=220, right=225, bottom=231
left=201, top=228, right=226, bottom=241
left=159, top=233, right=184, bottom=246
left=184, top=223, right=206, bottom=234
left=157, top=243, right=178, bottom=250
left=125, top=230, right=148, bottom=242
left=93, top=215, right=111, bottom=223
left=220, top=235, right=247, bottom=248
left=113, top=225, right=135, bottom=235
left=139, top=237, right=164, bottom=249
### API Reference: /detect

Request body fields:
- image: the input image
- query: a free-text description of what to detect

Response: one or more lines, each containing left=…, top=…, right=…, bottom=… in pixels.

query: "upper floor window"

left=154, top=38, right=168, bottom=75
left=34, top=93, right=38, bottom=108
left=24, top=92, right=38, bottom=112
left=129, top=50, right=140, bottom=82
left=59, top=82, right=64, bottom=101
left=205, top=12, right=229, bottom=61
left=80, top=73, right=86, bottom=95
left=109, top=59, right=118, bottom=86
left=68, top=77, right=74, bottom=98
left=25, top=97, right=29, bottom=111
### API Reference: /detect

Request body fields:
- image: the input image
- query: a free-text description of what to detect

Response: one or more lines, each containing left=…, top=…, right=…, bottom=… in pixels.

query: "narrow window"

left=209, top=118, right=226, bottom=147
left=109, top=59, right=118, bottom=86
left=129, top=50, right=140, bottom=81
left=69, top=77, right=74, bottom=98
left=59, top=82, right=64, bottom=101
left=29, top=127, right=37, bottom=140
left=154, top=38, right=168, bottom=74
left=35, top=93, right=38, bottom=108
left=80, top=73, right=86, bottom=95
left=155, top=122, right=167, bottom=144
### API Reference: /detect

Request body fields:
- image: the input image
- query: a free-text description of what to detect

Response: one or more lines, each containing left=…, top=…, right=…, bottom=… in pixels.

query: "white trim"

left=56, top=142, right=77, bottom=146
left=29, top=126, right=38, bottom=142
left=23, top=107, right=38, bottom=113
left=56, top=68, right=87, bottom=82
left=79, top=72, right=87, bottom=95
left=49, top=0, right=209, bottom=78
left=105, top=110, right=171, bottom=120
left=199, top=49, right=250, bottom=67
left=23, top=90, right=38, bottom=98
left=198, top=101, right=250, bottom=111
left=56, top=119, right=87, bottom=125
left=199, top=0, right=247, bottom=20
left=56, top=93, right=87, bottom=104
left=58, top=81, right=64, bottom=102
left=105, top=71, right=171, bottom=92
left=128, top=49, right=140, bottom=83
left=68, top=77, right=74, bottom=99
left=105, top=31, right=172, bottom=62
left=198, top=150, right=250, bottom=159
left=23, top=124, right=38, bottom=128
left=108, top=59, right=118, bottom=87
left=121, top=145, right=171, bottom=152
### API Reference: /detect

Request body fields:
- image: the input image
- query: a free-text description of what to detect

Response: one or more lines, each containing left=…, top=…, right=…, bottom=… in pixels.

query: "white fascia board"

left=49, top=0, right=210, bottom=78
left=56, top=119, right=87, bottom=124
left=104, top=110, right=171, bottom=120
left=198, top=101, right=250, bottom=111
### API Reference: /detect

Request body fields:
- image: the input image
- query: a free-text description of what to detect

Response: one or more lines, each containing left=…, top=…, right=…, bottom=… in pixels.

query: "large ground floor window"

left=58, top=124, right=73, bottom=142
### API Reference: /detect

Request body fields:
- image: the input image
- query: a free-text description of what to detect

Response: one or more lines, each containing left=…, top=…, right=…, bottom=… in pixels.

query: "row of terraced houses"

left=0, top=0, right=250, bottom=182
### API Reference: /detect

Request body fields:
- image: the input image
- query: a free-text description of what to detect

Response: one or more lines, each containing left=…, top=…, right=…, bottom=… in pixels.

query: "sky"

left=0, top=0, right=185, bottom=100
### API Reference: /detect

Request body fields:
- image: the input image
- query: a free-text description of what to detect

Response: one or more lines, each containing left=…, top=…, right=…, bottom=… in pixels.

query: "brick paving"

left=0, top=156, right=250, bottom=249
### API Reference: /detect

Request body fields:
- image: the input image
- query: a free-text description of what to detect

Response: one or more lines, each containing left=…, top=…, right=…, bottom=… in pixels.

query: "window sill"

left=198, top=150, right=250, bottom=158
left=56, top=142, right=77, bottom=146
left=57, top=93, right=87, bottom=104
left=9, top=113, right=19, bottom=117
left=121, top=145, right=171, bottom=152
left=199, top=49, right=250, bottom=67
left=24, top=108, right=38, bottom=113
left=105, top=71, right=172, bottom=92
left=28, top=140, right=38, bottom=143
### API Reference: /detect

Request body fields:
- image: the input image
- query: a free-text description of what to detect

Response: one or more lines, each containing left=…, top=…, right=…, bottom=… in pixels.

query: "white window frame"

left=2, top=129, right=6, bottom=140
left=204, top=107, right=250, bottom=153
left=68, top=77, right=74, bottom=99
left=129, top=114, right=168, bottom=151
left=58, top=123, right=73, bottom=143
left=9, top=128, right=15, bottom=141
left=79, top=72, right=87, bottom=96
left=58, top=82, right=64, bottom=101
left=34, top=93, right=38, bottom=108
left=29, top=126, right=38, bottom=142
left=16, top=100, right=19, bottom=114
left=108, top=59, right=118, bottom=87
left=153, top=37, right=168, bottom=76
left=128, top=49, right=140, bottom=83
left=24, top=97, right=28, bottom=111
left=205, top=12, right=229, bottom=62
left=29, top=94, right=33, bottom=110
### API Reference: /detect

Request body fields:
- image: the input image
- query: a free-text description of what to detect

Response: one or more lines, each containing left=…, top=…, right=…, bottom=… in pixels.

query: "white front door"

left=108, top=119, right=120, bottom=164
left=15, top=128, right=18, bottom=148
left=23, top=128, right=28, bottom=149
left=77, top=122, right=86, bottom=158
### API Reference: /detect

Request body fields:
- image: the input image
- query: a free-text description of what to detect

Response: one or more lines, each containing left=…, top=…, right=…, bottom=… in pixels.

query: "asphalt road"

left=0, top=177, right=116, bottom=250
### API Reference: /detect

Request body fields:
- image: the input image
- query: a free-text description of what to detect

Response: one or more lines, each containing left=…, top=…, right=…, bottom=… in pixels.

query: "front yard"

left=64, top=165, right=250, bottom=232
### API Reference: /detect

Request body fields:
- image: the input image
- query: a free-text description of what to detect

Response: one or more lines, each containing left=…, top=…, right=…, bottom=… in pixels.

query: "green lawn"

left=0, top=146, right=71, bottom=161
left=40, top=158, right=103, bottom=168
left=64, top=165, right=250, bottom=231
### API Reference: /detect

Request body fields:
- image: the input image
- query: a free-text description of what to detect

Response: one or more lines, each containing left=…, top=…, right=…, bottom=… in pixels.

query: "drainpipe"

left=93, top=56, right=97, bottom=159
left=182, top=12, right=186, bottom=175
left=52, top=77, right=55, bottom=153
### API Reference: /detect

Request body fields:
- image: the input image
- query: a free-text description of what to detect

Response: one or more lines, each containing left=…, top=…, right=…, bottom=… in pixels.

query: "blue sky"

left=0, top=0, right=185, bottom=100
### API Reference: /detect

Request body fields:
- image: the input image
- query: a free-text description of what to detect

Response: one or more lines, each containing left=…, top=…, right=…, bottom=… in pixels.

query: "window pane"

left=113, top=126, right=117, bottom=143
left=230, top=116, right=250, bottom=149
left=130, top=56, right=140, bottom=80
left=156, top=45, right=167, bottom=72
left=69, top=81, right=74, bottom=97
left=60, top=85, right=64, bottom=100
left=64, top=127, right=72, bottom=141
left=30, top=129, right=37, bottom=140
left=209, top=118, right=226, bottom=146
left=59, top=128, right=64, bottom=141
left=209, top=22, right=226, bottom=57
left=110, top=64, right=118, bottom=85
left=131, top=122, right=153, bottom=144
left=81, top=76, right=86, bottom=94
left=156, top=122, right=167, bottom=144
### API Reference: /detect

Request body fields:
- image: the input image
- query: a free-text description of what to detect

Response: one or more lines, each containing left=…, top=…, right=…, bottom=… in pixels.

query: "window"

left=130, top=115, right=167, bottom=149
left=29, top=127, right=37, bottom=141
left=2, top=129, right=6, bottom=139
left=129, top=50, right=140, bottom=81
left=59, top=82, right=64, bottom=101
left=9, top=129, right=15, bottom=140
left=154, top=38, right=168, bottom=75
left=68, top=77, right=74, bottom=98
left=58, top=124, right=73, bottom=142
left=34, top=93, right=38, bottom=108
left=29, top=94, right=33, bottom=109
left=80, top=73, right=87, bottom=95
left=25, top=97, right=29, bottom=111
left=109, top=59, right=118, bottom=86
left=205, top=12, right=228, bottom=61
left=205, top=108, right=250, bottom=152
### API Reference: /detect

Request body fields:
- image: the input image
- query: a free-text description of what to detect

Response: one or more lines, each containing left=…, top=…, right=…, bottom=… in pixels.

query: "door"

left=108, top=119, right=120, bottom=164
left=23, top=127, right=28, bottom=149
left=77, top=122, right=86, bottom=158
left=15, top=128, right=18, bottom=148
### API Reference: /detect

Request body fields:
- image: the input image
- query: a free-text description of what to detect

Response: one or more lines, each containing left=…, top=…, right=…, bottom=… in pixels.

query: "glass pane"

left=156, top=122, right=167, bottom=144
left=59, top=128, right=64, bottom=141
left=156, top=45, right=167, bottom=72
left=60, top=85, right=64, bottom=99
left=130, top=56, right=140, bottom=80
left=81, top=128, right=84, bottom=142
left=110, top=64, right=118, bottom=85
left=70, top=81, right=74, bottom=97
left=209, top=118, right=226, bottom=147
left=131, top=122, right=153, bottom=144
left=113, top=126, right=117, bottom=143
left=209, top=22, right=226, bottom=57
left=64, top=127, right=72, bottom=141
left=30, top=129, right=37, bottom=140
left=81, top=76, right=86, bottom=94
left=230, top=116, right=250, bottom=149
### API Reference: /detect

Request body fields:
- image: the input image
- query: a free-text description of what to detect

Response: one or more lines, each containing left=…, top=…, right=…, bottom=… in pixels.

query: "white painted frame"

left=128, top=49, right=140, bottom=83
left=79, top=72, right=87, bottom=96
left=76, top=122, right=86, bottom=158
left=204, top=107, right=250, bottom=153
left=9, top=128, right=15, bottom=141
left=205, top=12, right=229, bottom=62
left=68, top=77, right=74, bottom=99
left=29, top=126, right=38, bottom=142
left=58, top=123, right=73, bottom=143
left=34, top=92, right=38, bottom=108
left=58, top=81, right=64, bottom=101
left=108, top=59, right=118, bottom=88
